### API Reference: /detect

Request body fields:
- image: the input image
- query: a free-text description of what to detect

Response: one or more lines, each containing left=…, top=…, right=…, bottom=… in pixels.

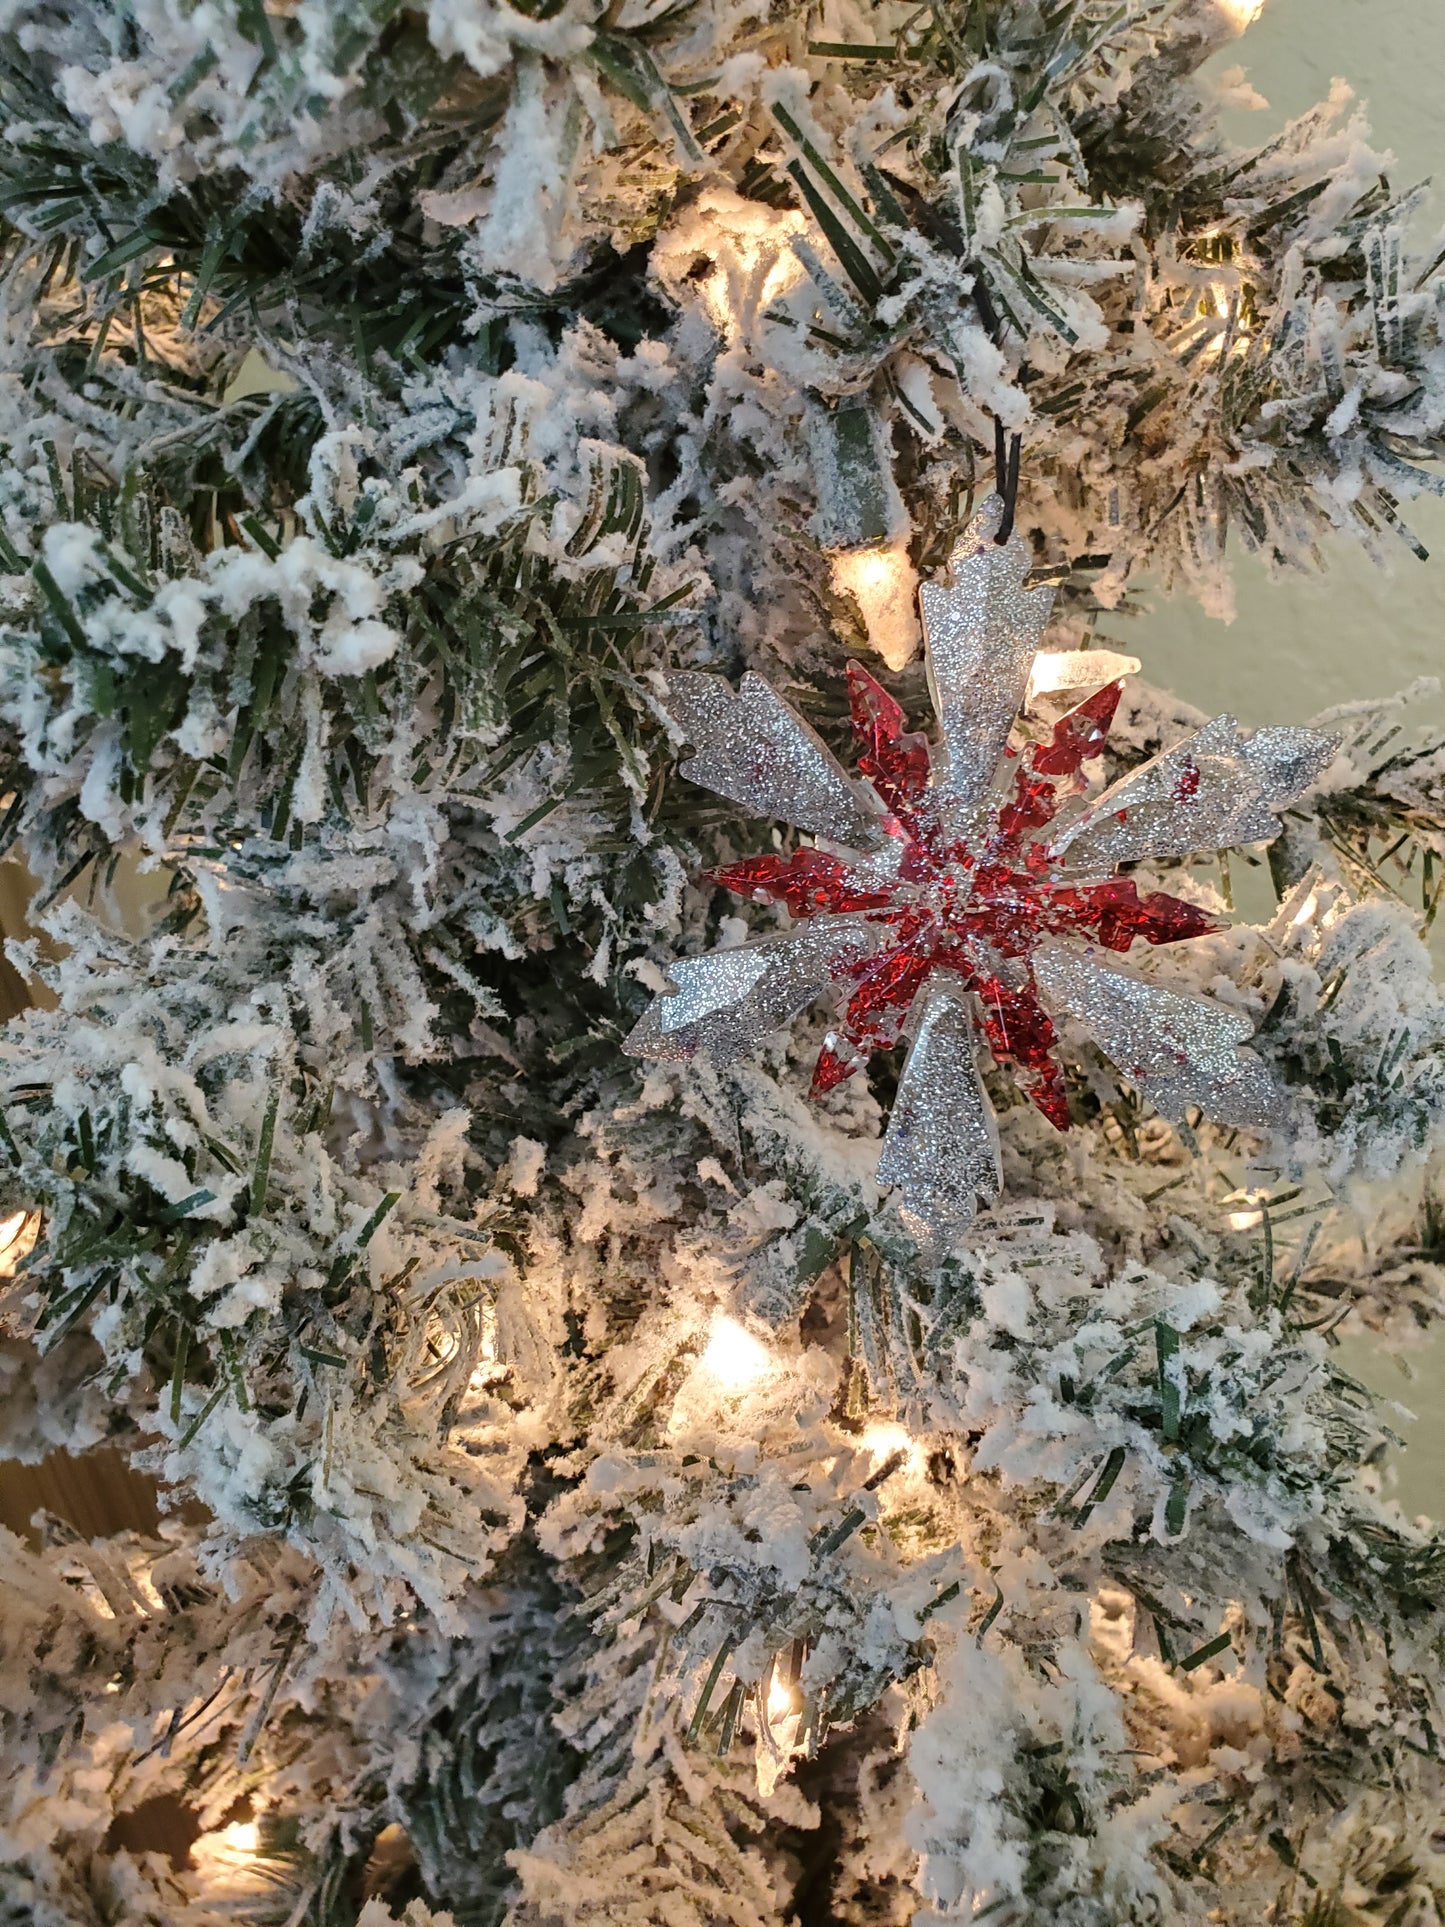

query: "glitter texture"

left=663, top=669, right=882, bottom=848
left=875, top=980, right=1002, bottom=1247
left=919, top=495, right=1056, bottom=814
left=1049, top=713, right=1337, bottom=873
left=1033, top=943, right=1285, bottom=1129
left=627, top=496, right=1337, bottom=1244
left=625, top=919, right=880, bottom=1066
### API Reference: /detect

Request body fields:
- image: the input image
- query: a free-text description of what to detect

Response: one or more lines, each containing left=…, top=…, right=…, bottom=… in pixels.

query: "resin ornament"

left=627, top=498, right=1337, bottom=1245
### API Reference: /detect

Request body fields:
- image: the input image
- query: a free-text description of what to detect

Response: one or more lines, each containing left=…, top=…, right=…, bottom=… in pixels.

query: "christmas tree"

left=3, top=1, right=1445, bottom=1920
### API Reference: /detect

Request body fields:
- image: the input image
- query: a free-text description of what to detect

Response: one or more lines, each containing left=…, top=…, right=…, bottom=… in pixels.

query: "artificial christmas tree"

left=2, top=1, right=1445, bottom=1922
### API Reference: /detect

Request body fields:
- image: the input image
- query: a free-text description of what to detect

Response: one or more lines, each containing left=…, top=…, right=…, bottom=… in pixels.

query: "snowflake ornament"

left=627, top=498, right=1337, bottom=1246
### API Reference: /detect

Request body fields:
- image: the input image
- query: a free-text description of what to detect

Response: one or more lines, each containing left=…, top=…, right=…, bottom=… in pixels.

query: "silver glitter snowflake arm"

left=919, top=495, right=1056, bottom=814
left=1048, top=714, right=1338, bottom=874
left=659, top=670, right=882, bottom=848
left=1034, top=943, right=1286, bottom=1130
left=876, top=980, right=1003, bottom=1247
left=624, top=919, right=880, bottom=1068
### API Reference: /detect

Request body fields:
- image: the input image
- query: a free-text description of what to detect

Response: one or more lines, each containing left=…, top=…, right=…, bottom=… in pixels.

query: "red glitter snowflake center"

left=711, top=664, right=1216, bottom=1130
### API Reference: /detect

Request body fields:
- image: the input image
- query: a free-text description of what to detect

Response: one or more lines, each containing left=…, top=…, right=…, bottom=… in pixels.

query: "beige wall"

left=1125, top=0, right=1445, bottom=1515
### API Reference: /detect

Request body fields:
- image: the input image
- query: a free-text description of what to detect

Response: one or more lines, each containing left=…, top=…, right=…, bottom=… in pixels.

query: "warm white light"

left=758, top=252, right=807, bottom=313
left=1290, top=890, right=1319, bottom=930
left=1198, top=280, right=1254, bottom=359
left=860, top=1421, right=922, bottom=1475
left=697, top=242, right=806, bottom=336
left=830, top=543, right=920, bottom=670
left=757, top=1663, right=803, bottom=1795
left=654, top=190, right=808, bottom=342
left=1026, top=648, right=1140, bottom=704
left=834, top=548, right=897, bottom=598
left=762, top=1664, right=797, bottom=1726
left=698, top=1315, right=773, bottom=1390
left=1226, top=1189, right=1268, bottom=1231
left=466, top=1298, right=501, bottom=1389
left=1217, top=0, right=1266, bottom=28
left=0, top=1209, right=35, bottom=1278
left=188, top=1815, right=272, bottom=1897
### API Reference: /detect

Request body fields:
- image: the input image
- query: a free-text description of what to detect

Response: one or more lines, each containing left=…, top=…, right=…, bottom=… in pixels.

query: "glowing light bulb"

left=698, top=1315, right=773, bottom=1390
left=1198, top=280, right=1253, bottom=359
left=830, top=543, right=920, bottom=670
left=1217, top=0, right=1266, bottom=27
left=465, top=1297, right=501, bottom=1390
left=758, top=251, right=807, bottom=311
left=218, top=1820, right=259, bottom=1856
left=767, top=1671, right=797, bottom=1722
left=834, top=548, right=897, bottom=599
left=1026, top=648, right=1140, bottom=704
left=0, top=1209, right=35, bottom=1278
left=1225, top=1189, right=1268, bottom=1231
left=860, top=1421, right=922, bottom=1476
left=1290, top=890, right=1319, bottom=930
left=658, top=193, right=808, bottom=339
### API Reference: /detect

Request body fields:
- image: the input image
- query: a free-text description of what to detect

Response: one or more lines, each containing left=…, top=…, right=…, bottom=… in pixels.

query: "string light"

left=193, top=1817, right=261, bottom=1869
left=830, top=542, right=919, bottom=670
left=1225, top=1189, right=1268, bottom=1231
left=859, top=1420, right=923, bottom=1476
left=767, top=1670, right=797, bottom=1723
left=0, top=1209, right=35, bottom=1278
left=465, top=1295, right=501, bottom=1389
left=757, top=1660, right=804, bottom=1796
left=1278, top=876, right=1340, bottom=943
left=758, top=251, right=807, bottom=314
left=1200, top=283, right=1255, bottom=361
left=190, top=1816, right=268, bottom=1897
left=656, top=192, right=808, bottom=340
left=1290, top=889, right=1320, bottom=929
left=698, top=1315, right=774, bottom=1390
left=696, top=246, right=807, bottom=336
left=1026, top=647, right=1141, bottom=704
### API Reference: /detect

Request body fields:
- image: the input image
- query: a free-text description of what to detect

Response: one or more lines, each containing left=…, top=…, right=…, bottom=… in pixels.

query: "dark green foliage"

left=385, top=1541, right=586, bottom=1926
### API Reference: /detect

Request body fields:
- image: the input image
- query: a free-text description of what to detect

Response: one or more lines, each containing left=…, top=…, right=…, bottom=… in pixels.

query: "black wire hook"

left=872, top=168, right=1026, bottom=550
left=993, top=418, right=1022, bottom=544
left=872, top=168, right=1027, bottom=549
